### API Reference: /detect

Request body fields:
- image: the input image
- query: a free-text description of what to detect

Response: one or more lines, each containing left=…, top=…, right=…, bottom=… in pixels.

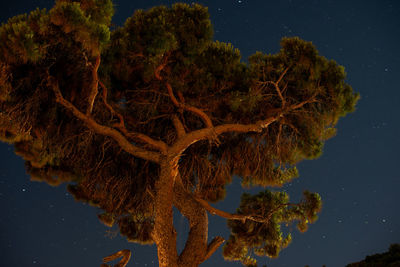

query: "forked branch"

left=99, top=81, right=167, bottom=153
left=170, top=115, right=279, bottom=156
left=257, top=66, right=291, bottom=107
left=101, top=249, right=131, bottom=267
left=47, top=76, right=161, bottom=163
left=154, top=54, right=214, bottom=129
left=164, top=81, right=213, bottom=128
left=170, top=93, right=317, bottom=156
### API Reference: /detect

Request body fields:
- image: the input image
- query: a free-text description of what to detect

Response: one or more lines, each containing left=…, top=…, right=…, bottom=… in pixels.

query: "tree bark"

left=153, top=156, right=179, bottom=267
left=174, top=176, right=208, bottom=267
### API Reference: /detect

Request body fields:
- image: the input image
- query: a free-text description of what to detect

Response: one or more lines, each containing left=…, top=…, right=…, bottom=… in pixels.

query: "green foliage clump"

left=223, top=190, right=321, bottom=265
left=0, top=14, right=42, bottom=64
left=49, top=0, right=113, bottom=54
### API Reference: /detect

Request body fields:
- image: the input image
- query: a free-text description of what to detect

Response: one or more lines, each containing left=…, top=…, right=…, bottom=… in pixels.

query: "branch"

left=288, top=93, right=317, bottom=110
left=172, top=114, right=186, bottom=138
left=99, top=80, right=124, bottom=124
left=87, top=55, right=101, bottom=114
left=173, top=175, right=208, bottom=266
left=102, top=249, right=131, bottom=267
left=170, top=94, right=316, bottom=156
left=47, top=76, right=161, bottom=163
left=153, top=54, right=214, bottom=129
left=257, top=66, right=291, bottom=108
left=154, top=53, right=170, bottom=81
left=99, top=80, right=168, bottom=153
left=258, top=81, right=285, bottom=107
left=165, top=81, right=213, bottom=128
left=195, top=197, right=248, bottom=223
left=195, top=197, right=298, bottom=224
left=276, top=65, right=290, bottom=85
left=201, top=236, right=225, bottom=263
left=170, top=115, right=279, bottom=156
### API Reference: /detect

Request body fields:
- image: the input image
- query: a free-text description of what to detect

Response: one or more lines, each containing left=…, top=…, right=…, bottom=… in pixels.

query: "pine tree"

left=0, top=1, right=358, bottom=266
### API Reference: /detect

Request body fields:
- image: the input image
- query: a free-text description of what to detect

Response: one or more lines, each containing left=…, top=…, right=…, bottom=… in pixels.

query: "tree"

left=346, top=244, right=400, bottom=267
left=0, top=1, right=359, bottom=266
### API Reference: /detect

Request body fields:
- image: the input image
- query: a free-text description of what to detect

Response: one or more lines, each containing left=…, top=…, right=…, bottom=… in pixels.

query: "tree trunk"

left=153, top=156, right=179, bottom=267
left=174, top=176, right=208, bottom=267
left=153, top=158, right=216, bottom=267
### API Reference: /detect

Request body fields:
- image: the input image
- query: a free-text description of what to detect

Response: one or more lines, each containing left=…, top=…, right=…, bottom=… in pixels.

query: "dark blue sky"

left=0, top=0, right=399, bottom=266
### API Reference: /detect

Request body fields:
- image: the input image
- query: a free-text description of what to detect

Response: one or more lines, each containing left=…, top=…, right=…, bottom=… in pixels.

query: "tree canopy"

left=0, top=0, right=358, bottom=266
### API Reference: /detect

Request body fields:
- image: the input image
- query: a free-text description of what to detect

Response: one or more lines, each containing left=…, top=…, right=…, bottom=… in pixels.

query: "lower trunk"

left=153, top=157, right=179, bottom=267
left=174, top=176, right=208, bottom=267
left=153, top=158, right=211, bottom=267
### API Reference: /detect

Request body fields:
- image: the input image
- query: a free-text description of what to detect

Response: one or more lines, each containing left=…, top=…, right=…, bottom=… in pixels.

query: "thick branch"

left=172, top=114, right=186, bottom=138
left=48, top=76, right=161, bottom=163
left=170, top=116, right=279, bottom=156
left=174, top=175, right=208, bottom=266
left=195, top=197, right=298, bottom=224
left=124, top=131, right=168, bottom=153
left=170, top=95, right=316, bottom=156
left=202, top=236, right=225, bottom=263
left=195, top=197, right=248, bottom=223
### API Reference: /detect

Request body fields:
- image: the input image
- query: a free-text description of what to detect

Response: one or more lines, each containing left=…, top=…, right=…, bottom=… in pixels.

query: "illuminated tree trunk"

left=153, top=158, right=215, bottom=267
left=153, top=156, right=179, bottom=267
left=174, top=176, right=208, bottom=267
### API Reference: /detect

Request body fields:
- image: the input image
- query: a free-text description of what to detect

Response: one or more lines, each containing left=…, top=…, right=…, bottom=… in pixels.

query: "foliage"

left=0, top=1, right=358, bottom=266
left=223, top=190, right=321, bottom=264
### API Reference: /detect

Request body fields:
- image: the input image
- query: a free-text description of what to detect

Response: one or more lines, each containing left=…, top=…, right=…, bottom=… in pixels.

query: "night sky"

left=1, top=0, right=399, bottom=266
